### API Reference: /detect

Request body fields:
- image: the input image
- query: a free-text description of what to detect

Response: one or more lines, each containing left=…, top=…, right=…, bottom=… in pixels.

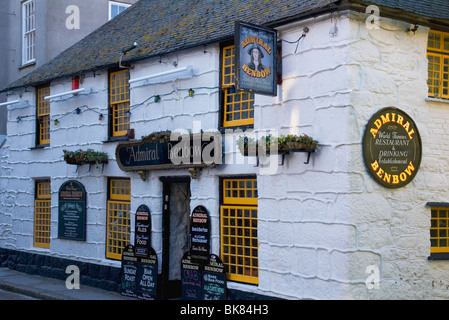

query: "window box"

left=63, top=149, right=108, bottom=165
left=237, top=134, right=319, bottom=156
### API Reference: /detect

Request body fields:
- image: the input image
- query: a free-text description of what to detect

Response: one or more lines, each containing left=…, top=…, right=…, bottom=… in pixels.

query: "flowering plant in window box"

left=237, top=136, right=289, bottom=155
left=63, top=149, right=108, bottom=165
left=282, top=134, right=319, bottom=152
left=237, top=136, right=258, bottom=156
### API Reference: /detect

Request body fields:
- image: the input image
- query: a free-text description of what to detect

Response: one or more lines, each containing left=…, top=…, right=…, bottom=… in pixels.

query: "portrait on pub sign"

left=235, top=21, right=277, bottom=96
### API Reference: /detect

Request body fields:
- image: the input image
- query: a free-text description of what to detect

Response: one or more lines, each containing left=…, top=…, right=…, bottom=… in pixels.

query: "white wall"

left=1, top=11, right=449, bottom=299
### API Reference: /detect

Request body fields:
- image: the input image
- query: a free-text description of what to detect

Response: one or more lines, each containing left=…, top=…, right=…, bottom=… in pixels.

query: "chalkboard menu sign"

left=190, top=205, right=210, bottom=262
left=58, top=180, right=86, bottom=241
left=121, top=244, right=138, bottom=298
left=136, top=247, right=158, bottom=300
left=203, top=254, right=226, bottom=300
left=181, top=252, right=202, bottom=300
left=135, top=204, right=152, bottom=257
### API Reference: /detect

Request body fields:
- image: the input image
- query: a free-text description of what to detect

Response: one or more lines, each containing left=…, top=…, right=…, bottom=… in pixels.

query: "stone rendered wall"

left=1, top=11, right=449, bottom=300
left=347, top=13, right=449, bottom=299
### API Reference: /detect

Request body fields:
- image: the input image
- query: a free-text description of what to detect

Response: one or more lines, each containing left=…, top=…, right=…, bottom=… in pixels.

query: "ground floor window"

left=106, top=178, right=131, bottom=260
left=34, top=180, right=51, bottom=248
left=220, top=177, right=258, bottom=284
left=431, top=207, right=449, bottom=253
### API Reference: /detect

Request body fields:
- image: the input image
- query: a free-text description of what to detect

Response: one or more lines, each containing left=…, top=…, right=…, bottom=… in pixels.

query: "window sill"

left=219, top=124, right=254, bottom=134
left=103, top=136, right=129, bottom=144
left=30, top=144, right=49, bottom=150
left=19, top=61, right=36, bottom=70
left=428, top=253, right=449, bottom=260
left=426, top=97, right=449, bottom=104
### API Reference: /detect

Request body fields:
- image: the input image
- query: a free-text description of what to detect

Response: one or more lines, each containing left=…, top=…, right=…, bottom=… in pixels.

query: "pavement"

left=0, top=267, right=137, bottom=300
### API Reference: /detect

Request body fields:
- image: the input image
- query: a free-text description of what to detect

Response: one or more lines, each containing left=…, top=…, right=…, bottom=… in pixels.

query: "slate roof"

left=3, top=0, right=449, bottom=91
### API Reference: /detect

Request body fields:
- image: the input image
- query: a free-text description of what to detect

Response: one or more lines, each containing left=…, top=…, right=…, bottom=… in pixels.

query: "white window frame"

left=108, top=1, right=131, bottom=20
left=22, top=0, right=36, bottom=65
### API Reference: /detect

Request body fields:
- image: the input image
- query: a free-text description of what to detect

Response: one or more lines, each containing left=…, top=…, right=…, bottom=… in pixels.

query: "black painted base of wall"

left=0, top=248, right=121, bottom=292
left=0, top=248, right=282, bottom=300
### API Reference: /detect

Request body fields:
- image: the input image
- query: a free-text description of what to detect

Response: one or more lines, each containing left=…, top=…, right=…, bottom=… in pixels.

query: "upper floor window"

left=109, top=1, right=131, bottom=20
left=427, top=30, right=449, bottom=99
left=109, top=69, right=130, bottom=137
left=36, top=86, right=50, bottom=146
left=22, top=0, right=36, bottom=65
left=221, top=45, right=255, bottom=128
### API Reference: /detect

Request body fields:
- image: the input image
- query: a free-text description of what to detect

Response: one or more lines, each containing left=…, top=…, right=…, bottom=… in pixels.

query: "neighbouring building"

left=1, top=0, right=449, bottom=300
left=0, top=0, right=139, bottom=138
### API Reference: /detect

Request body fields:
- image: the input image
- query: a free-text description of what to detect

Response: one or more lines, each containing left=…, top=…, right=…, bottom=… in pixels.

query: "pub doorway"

left=160, top=177, right=191, bottom=299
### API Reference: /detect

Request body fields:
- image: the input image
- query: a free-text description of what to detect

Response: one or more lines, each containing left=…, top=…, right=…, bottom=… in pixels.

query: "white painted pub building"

left=1, top=0, right=449, bottom=299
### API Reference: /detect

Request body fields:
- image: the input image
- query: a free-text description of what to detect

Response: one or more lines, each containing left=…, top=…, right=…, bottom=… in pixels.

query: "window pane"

left=107, top=179, right=131, bottom=260
left=427, top=30, right=449, bottom=99
left=221, top=178, right=258, bottom=284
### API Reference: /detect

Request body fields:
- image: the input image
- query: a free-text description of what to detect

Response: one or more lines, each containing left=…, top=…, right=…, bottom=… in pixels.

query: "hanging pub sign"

left=134, top=204, right=151, bottom=257
left=121, top=244, right=138, bottom=298
left=362, top=107, right=422, bottom=188
left=203, top=254, right=226, bottom=300
left=181, top=252, right=203, bottom=300
left=58, top=180, right=86, bottom=241
left=235, top=21, right=277, bottom=96
left=116, top=131, right=221, bottom=172
left=190, top=205, right=210, bottom=262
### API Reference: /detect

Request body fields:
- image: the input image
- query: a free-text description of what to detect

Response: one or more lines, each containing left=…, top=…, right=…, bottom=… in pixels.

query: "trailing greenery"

left=63, top=149, right=108, bottom=165
left=237, top=134, right=319, bottom=155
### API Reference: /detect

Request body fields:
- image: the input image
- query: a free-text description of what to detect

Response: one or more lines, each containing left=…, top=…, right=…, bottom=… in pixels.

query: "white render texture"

left=1, top=12, right=448, bottom=299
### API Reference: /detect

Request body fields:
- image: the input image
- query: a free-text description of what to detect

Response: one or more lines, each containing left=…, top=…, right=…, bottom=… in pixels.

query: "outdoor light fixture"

left=0, top=100, right=20, bottom=107
left=126, top=111, right=132, bottom=118
left=407, top=24, right=419, bottom=34
left=154, top=95, right=161, bottom=103
left=128, top=65, right=193, bottom=85
left=119, top=42, right=138, bottom=68
left=99, top=114, right=104, bottom=121
left=0, top=99, right=29, bottom=109
left=44, top=88, right=85, bottom=101
left=188, top=88, right=195, bottom=97
left=54, top=119, right=59, bottom=126
left=76, top=107, right=81, bottom=114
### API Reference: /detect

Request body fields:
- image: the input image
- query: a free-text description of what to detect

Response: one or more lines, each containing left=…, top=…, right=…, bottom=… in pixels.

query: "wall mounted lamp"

left=407, top=24, right=419, bottom=34
left=44, top=88, right=85, bottom=101
left=128, top=65, right=193, bottom=86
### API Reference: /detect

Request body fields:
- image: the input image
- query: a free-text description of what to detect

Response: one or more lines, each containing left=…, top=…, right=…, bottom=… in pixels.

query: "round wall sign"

left=362, top=107, right=422, bottom=188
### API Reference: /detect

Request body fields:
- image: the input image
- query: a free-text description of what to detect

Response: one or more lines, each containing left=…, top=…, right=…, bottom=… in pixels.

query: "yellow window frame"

left=223, top=178, right=258, bottom=205
left=427, top=30, right=449, bottom=99
left=220, top=205, right=259, bottom=284
left=220, top=178, right=258, bottom=284
left=109, top=69, right=130, bottom=137
left=431, top=207, right=449, bottom=253
left=37, top=87, right=50, bottom=145
left=222, top=45, right=255, bottom=127
left=34, top=181, right=51, bottom=248
left=106, top=178, right=131, bottom=260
